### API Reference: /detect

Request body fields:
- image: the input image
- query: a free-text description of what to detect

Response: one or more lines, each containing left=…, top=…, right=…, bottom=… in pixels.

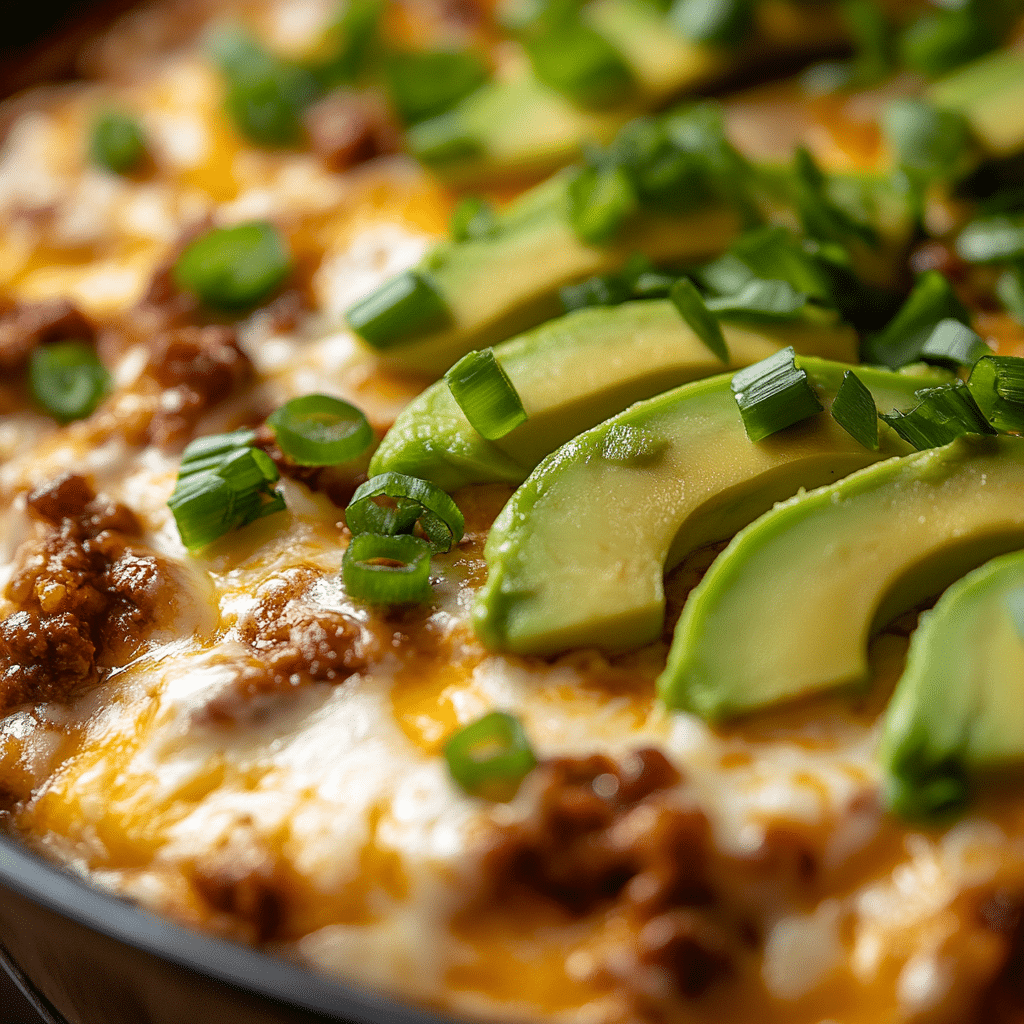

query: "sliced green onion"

left=445, top=349, right=527, bottom=441
left=881, top=99, right=974, bottom=181
left=266, top=394, right=373, bottom=466
left=29, top=342, right=111, bottom=424
left=830, top=370, right=879, bottom=450
left=793, top=147, right=877, bottom=247
left=168, top=473, right=237, bottom=550
left=956, top=216, right=1024, bottom=265
left=178, top=427, right=257, bottom=474
left=669, top=278, right=728, bottom=363
left=173, top=221, right=292, bottom=311
left=89, top=110, right=147, bottom=174
left=706, top=279, right=807, bottom=322
left=696, top=253, right=755, bottom=296
left=210, top=27, right=319, bottom=147
left=169, top=430, right=284, bottom=550
left=967, top=355, right=1024, bottom=433
left=610, top=116, right=708, bottom=213
left=631, top=269, right=680, bottom=298
left=920, top=318, right=991, bottom=369
left=880, top=379, right=996, bottom=451
left=443, top=711, right=536, bottom=800
left=560, top=273, right=633, bottom=312
left=217, top=445, right=280, bottom=493
left=567, top=163, right=638, bottom=245
left=861, top=271, right=971, bottom=369
left=386, top=49, right=488, bottom=126
left=731, top=347, right=823, bottom=442
left=728, top=226, right=834, bottom=303
left=450, top=196, right=497, bottom=243
left=664, top=102, right=757, bottom=221
left=997, top=265, right=1024, bottom=325
left=840, top=0, right=893, bottom=86
left=346, top=472, right=465, bottom=553
left=1005, top=584, right=1024, bottom=642
left=524, top=23, right=633, bottom=109
left=342, top=533, right=432, bottom=604
left=345, top=270, right=451, bottom=349
left=669, top=0, right=753, bottom=46
left=559, top=257, right=674, bottom=311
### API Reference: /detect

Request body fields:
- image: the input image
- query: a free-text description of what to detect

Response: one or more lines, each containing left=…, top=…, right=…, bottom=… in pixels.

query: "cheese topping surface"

left=1, top=3, right=1024, bottom=1023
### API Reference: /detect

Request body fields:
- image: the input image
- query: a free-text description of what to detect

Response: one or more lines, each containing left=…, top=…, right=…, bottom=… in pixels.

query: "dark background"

left=1, top=966, right=49, bottom=1023
left=1, top=1, right=139, bottom=96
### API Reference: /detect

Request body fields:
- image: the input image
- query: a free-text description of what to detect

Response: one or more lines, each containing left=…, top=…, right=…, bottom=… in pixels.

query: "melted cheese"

left=1, top=4, right=1024, bottom=1023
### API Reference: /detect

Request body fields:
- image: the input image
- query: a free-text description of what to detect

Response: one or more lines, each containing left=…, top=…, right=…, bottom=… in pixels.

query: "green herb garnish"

left=446, top=349, right=528, bottom=440
left=443, top=711, right=537, bottom=800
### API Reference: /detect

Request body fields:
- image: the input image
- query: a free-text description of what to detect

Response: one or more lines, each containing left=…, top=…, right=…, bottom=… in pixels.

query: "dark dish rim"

left=0, top=831, right=458, bottom=1024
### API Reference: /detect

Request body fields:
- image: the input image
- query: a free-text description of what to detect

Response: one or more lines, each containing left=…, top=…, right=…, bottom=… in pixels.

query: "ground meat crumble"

left=479, top=749, right=752, bottom=1009
left=238, top=567, right=377, bottom=686
left=0, top=298, right=94, bottom=371
left=145, top=323, right=253, bottom=445
left=0, top=473, right=169, bottom=712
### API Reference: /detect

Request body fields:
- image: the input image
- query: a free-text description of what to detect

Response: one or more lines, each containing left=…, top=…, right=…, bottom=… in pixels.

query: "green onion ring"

left=346, top=472, right=465, bottom=553
left=442, top=711, right=537, bottom=800
left=342, top=533, right=432, bottom=604
left=445, top=349, right=527, bottom=441
left=267, top=394, right=373, bottom=466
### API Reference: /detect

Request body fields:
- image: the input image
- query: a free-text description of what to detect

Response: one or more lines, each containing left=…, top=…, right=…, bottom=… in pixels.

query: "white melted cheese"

left=0, top=7, right=1021, bottom=1022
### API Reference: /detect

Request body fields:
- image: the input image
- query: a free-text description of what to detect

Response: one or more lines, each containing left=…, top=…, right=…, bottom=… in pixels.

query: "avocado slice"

left=351, top=156, right=913, bottom=378
left=880, top=548, right=1024, bottom=817
left=661, top=435, right=1024, bottom=722
left=927, top=49, right=1024, bottom=160
left=361, top=176, right=743, bottom=376
left=371, top=300, right=858, bottom=491
left=409, top=0, right=848, bottom=184
left=473, top=358, right=946, bottom=656
left=406, top=76, right=626, bottom=186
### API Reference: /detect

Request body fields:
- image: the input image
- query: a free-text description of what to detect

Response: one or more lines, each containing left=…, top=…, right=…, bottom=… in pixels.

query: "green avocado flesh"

left=661, top=436, right=1024, bottom=722
left=927, top=49, right=1024, bottom=159
left=406, top=0, right=728, bottom=184
left=408, top=0, right=846, bottom=184
left=355, top=161, right=913, bottom=378
left=366, top=180, right=742, bottom=376
left=880, top=548, right=1024, bottom=815
left=473, top=358, right=944, bottom=657
left=370, top=301, right=858, bottom=491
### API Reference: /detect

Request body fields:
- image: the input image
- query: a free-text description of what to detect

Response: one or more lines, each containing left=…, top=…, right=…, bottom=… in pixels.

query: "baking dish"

left=0, top=830, right=455, bottom=1024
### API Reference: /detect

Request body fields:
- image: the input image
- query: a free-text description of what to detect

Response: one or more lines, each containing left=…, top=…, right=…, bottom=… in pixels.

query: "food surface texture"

left=2, top=2, right=1024, bottom=1023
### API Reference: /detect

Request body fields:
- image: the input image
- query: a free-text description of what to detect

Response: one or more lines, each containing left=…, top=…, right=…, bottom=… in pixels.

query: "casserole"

left=1, top=1, right=1024, bottom=1023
